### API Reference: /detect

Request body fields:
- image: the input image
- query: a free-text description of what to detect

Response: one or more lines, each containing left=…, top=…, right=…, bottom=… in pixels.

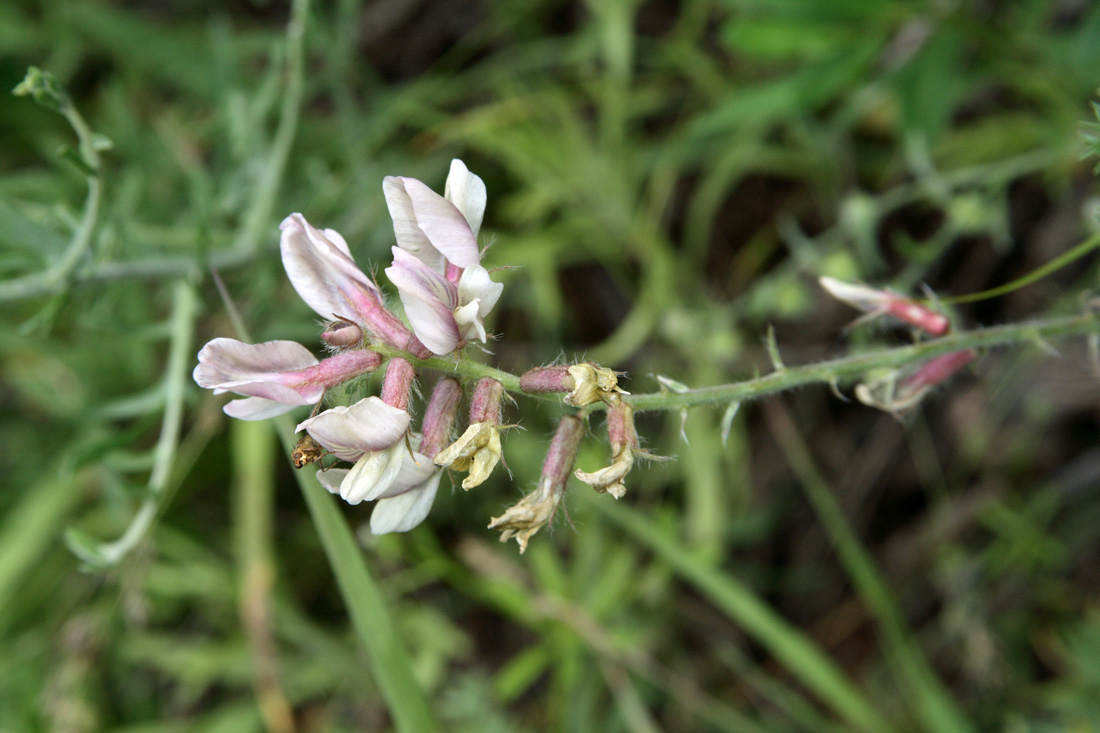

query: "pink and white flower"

left=819, top=276, right=950, bottom=336
left=296, top=396, right=412, bottom=503
left=193, top=338, right=381, bottom=420
left=383, top=160, right=503, bottom=355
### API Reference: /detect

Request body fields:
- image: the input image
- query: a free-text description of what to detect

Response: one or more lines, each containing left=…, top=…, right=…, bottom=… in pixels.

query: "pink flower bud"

left=320, top=321, right=363, bottom=348
left=469, top=377, right=504, bottom=425
left=819, top=276, right=950, bottom=336
left=901, top=349, right=976, bottom=393
left=520, top=365, right=573, bottom=394
left=855, top=349, right=976, bottom=413
left=381, top=357, right=415, bottom=411
left=420, top=378, right=462, bottom=459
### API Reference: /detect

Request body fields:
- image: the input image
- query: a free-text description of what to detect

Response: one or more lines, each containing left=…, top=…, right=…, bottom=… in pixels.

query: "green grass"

left=4, top=0, right=1100, bottom=730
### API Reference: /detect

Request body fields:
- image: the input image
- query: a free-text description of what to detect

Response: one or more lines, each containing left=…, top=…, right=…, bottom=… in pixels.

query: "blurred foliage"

left=3, top=0, right=1100, bottom=730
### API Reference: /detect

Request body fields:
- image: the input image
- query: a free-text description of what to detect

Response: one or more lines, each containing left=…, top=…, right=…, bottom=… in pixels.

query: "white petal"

left=378, top=450, right=436, bottom=498
left=194, top=338, right=318, bottom=387
left=296, top=397, right=410, bottom=461
left=385, top=176, right=480, bottom=270
left=386, top=248, right=461, bottom=354
left=818, top=277, right=885, bottom=312
left=316, top=468, right=349, bottom=494
left=453, top=299, right=486, bottom=343
left=223, top=396, right=299, bottom=420
left=456, top=264, right=503, bottom=318
left=370, top=471, right=442, bottom=534
left=444, top=159, right=486, bottom=239
left=383, top=177, right=446, bottom=273
left=339, top=443, right=407, bottom=504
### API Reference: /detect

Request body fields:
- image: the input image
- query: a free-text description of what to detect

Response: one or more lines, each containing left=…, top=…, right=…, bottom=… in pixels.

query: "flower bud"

left=320, top=321, right=363, bottom=348
left=489, top=414, right=584, bottom=553
left=574, top=402, right=637, bottom=499
left=419, top=378, right=462, bottom=459
left=381, top=357, right=415, bottom=411
left=520, top=365, right=573, bottom=394
left=819, top=276, right=950, bottom=336
left=856, top=349, right=976, bottom=413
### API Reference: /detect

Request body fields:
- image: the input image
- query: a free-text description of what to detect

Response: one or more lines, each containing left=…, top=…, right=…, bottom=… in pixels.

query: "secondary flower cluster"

left=194, top=161, right=641, bottom=549
left=819, top=276, right=976, bottom=413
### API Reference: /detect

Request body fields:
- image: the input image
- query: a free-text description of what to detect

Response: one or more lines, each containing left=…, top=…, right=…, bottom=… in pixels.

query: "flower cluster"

left=820, top=277, right=975, bottom=413
left=195, top=160, right=641, bottom=549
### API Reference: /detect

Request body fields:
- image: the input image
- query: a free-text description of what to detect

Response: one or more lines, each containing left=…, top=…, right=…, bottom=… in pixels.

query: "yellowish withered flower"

left=575, top=446, right=633, bottom=499
left=490, top=415, right=584, bottom=553
left=574, top=402, right=637, bottom=499
left=564, top=363, right=627, bottom=406
left=434, top=421, right=502, bottom=490
left=435, top=377, right=506, bottom=489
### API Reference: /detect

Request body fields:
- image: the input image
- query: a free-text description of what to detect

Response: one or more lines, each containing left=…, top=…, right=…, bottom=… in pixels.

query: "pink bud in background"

left=819, top=276, right=950, bottom=336
left=856, top=349, right=977, bottom=413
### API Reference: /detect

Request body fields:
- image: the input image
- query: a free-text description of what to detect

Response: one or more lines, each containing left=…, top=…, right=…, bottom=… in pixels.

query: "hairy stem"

left=369, top=311, right=1100, bottom=413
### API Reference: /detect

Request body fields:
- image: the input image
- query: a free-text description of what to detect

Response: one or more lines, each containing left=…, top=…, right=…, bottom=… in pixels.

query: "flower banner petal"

left=280, top=213, right=381, bottom=321
left=296, top=396, right=410, bottom=461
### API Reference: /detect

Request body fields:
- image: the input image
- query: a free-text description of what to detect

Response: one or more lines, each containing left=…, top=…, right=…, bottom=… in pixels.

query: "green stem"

left=937, top=231, right=1100, bottom=305
left=370, top=311, right=1100, bottom=413
left=0, top=98, right=102, bottom=301
left=83, top=279, right=198, bottom=565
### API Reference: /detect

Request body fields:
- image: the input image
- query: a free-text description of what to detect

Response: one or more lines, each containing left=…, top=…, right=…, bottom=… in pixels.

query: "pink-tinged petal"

left=339, top=443, right=407, bottom=504
left=377, top=450, right=436, bottom=499
left=296, top=396, right=410, bottom=461
left=444, top=159, right=486, bottom=239
left=223, top=396, right=300, bottom=420
left=321, top=228, right=353, bottom=258
left=280, top=214, right=381, bottom=320
left=385, top=176, right=480, bottom=270
left=370, top=471, right=442, bottom=534
left=386, top=248, right=461, bottom=354
left=194, top=338, right=319, bottom=388
left=457, top=264, right=503, bottom=318
left=383, top=177, right=446, bottom=273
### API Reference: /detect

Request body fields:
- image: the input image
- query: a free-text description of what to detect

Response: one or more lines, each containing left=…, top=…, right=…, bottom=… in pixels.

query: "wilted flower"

left=490, top=415, right=584, bottom=553
left=383, top=161, right=502, bottom=355
left=435, top=377, right=505, bottom=489
left=819, top=276, right=950, bottom=337
left=856, top=349, right=976, bottom=413
left=575, top=402, right=638, bottom=499
left=193, top=338, right=382, bottom=420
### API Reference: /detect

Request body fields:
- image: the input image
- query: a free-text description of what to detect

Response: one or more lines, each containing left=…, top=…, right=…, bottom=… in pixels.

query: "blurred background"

left=3, top=0, right=1100, bottom=730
